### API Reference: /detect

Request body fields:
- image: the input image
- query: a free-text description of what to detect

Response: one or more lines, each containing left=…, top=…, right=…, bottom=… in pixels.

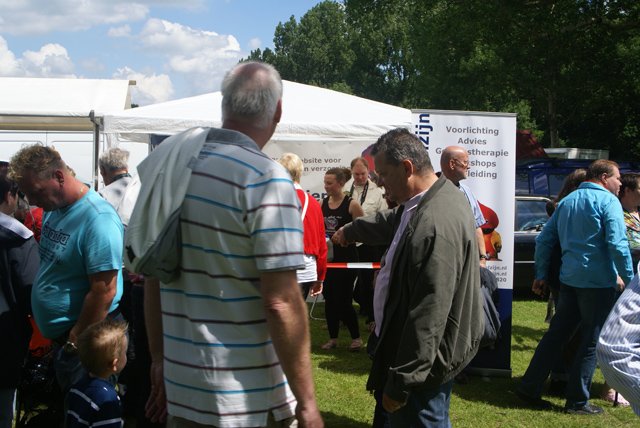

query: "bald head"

left=440, top=145, right=469, bottom=184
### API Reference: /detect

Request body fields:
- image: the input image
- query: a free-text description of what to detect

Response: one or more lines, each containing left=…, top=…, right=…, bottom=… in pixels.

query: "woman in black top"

left=321, top=167, right=364, bottom=351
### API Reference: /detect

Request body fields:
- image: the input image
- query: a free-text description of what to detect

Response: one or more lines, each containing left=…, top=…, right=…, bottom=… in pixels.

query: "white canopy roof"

left=0, top=77, right=132, bottom=131
left=103, top=80, right=411, bottom=141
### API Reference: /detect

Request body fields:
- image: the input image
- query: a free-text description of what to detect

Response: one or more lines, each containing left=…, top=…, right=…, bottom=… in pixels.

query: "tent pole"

left=89, top=110, right=100, bottom=190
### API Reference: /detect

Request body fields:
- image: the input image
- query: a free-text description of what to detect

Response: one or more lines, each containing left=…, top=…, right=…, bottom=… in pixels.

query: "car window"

left=515, top=173, right=530, bottom=195
left=515, top=199, right=550, bottom=231
left=548, top=174, right=568, bottom=198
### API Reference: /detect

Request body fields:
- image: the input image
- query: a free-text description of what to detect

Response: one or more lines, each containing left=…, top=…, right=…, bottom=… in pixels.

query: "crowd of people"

left=0, top=60, right=638, bottom=428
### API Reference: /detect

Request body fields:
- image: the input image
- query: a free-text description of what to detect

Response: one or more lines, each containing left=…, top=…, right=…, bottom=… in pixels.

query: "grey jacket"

left=0, top=213, right=39, bottom=387
left=343, top=176, right=484, bottom=401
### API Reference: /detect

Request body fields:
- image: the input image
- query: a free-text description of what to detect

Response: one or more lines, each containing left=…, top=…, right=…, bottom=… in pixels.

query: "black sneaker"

left=565, top=403, right=604, bottom=415
left=515, top=389, right=553, bottom=410
left=547, top=379, right=567, bottom=397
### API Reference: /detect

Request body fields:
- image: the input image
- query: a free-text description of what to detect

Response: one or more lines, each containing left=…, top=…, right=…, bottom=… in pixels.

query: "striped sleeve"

left=245, top=167, right=304, bottom=272
left=597, top=274, right=640, bottom=416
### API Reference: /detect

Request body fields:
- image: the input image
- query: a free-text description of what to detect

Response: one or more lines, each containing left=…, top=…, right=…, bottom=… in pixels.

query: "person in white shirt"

left=343, top=157, right=388, bottom=323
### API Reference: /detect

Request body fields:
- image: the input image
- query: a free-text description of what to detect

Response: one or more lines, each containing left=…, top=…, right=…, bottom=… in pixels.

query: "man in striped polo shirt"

left=143, top=62, right=323, bottom=428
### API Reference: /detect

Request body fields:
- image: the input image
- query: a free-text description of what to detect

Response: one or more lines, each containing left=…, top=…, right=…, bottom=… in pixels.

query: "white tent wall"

left=102, top=80, right=412, bottom=196
left=0, top=77, right=132, bottom=186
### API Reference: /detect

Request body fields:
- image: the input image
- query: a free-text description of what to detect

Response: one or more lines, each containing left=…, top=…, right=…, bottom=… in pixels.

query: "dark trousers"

left=519, top=284, right=616, bottom=408
left=131, top=285, right=165, bottom=428
left=323, top=268, right=360, bottom=339
left=374, top=381, right=454, bottom=428
left=355, top=245, right=384, bottom=323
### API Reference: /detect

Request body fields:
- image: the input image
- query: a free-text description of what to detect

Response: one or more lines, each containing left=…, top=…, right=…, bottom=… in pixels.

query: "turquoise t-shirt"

left=32, top=189, right=124, bottom=339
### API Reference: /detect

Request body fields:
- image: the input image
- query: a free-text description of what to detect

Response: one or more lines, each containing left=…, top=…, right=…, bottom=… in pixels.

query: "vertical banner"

left=413, top=109, right=517, bottom=377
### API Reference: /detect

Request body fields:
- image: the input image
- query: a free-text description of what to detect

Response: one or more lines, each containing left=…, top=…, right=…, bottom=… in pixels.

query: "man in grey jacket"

left=332, top=128, right=484, bottom=427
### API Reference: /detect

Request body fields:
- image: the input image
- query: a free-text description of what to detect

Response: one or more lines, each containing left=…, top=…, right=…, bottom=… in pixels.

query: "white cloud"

left=22, top=44, right=76, bottom=77
left=140, top=18, right=238, bottom=55
left=137, top=18, right=243, bottom=95
left=0, top=37, right=21, bottom=76
left=0, top=1, right=149, bottom=35
left=0, top=1, right=208, bottom=35
left=113, top=66, right=174, bottom=106
left=0, top=37, right=76, bottom=77
left=248, top=38, right=262, bottom=50
left=108, top=25, right=132, bottom=38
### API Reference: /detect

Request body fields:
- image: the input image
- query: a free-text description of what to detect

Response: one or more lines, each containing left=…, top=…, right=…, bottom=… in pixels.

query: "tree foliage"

left=246, top=0, right=640, bottom=158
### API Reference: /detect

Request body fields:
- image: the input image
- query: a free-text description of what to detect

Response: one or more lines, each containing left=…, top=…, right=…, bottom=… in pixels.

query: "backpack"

left=479, top=266, right=502, bottom=349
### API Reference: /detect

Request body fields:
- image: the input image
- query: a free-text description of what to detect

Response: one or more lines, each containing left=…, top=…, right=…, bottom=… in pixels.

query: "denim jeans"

left=385, top=380, right=454, bottom=428
left=372, top=389, right=391, bottom=428
left=519, top=284, right=616, bottom=408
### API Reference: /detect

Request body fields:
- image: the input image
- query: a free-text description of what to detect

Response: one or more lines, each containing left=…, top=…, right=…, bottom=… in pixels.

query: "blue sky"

left=0, top=0, right=324, bottom=105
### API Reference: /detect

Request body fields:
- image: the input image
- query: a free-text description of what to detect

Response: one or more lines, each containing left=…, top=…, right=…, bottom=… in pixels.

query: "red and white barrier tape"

left=326, top=262, right=381, bottom=269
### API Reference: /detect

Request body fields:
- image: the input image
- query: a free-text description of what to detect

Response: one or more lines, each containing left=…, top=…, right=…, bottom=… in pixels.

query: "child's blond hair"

left=77, top=318, right=128, bottom=376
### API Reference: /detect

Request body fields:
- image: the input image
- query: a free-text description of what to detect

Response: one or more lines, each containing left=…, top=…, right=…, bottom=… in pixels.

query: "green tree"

left=248, top=0, right=640, bottom=158
left=247, top=1, right=354, bottom=90
left=343, top=0, right=417, bottom=106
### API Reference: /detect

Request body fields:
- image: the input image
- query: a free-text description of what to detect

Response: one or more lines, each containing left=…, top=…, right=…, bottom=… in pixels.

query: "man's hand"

left=145, top=359, right=167, bottom=423
left=295, top=402, right=324, bottom=428
left=382, top=393, right=406, bottom=413
left=616, top=275, right=625, bottom=292
left=331, top=227, right=349, bottom=247
left=309, top=281, right=323, bottom=297
left=531, top=279, right=548, bottom=298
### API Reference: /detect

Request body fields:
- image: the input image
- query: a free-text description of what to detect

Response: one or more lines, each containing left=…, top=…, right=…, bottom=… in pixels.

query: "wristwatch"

left=479, top=254, right=489, bottom=260
left=63, top=340, right=78, bottom=355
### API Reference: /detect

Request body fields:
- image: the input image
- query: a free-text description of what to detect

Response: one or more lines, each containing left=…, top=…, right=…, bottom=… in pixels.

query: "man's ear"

left=402, top=159, right=414, bottom=178
left=274, top=99, right=282, bottom=124
left=52, top=169, right=65, bottom=184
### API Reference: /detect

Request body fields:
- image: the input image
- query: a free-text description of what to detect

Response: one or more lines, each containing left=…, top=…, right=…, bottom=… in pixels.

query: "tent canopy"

left=0, top=77, right=132, bottom=131
left=103, top=80, right=412, bottom=141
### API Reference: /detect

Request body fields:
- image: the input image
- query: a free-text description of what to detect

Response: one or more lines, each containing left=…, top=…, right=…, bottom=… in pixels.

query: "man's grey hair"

left=372, top=128, right=433, bottom=173
left=99, top=148, right=130, bottom=172
left=221, top=61, right=283, bottom=129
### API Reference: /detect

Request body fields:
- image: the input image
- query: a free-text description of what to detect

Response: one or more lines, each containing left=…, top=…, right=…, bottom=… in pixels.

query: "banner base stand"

left=465, top=367, right=512, bottom=378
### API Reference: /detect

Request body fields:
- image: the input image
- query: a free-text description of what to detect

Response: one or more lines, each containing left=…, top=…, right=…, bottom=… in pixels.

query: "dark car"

left=513, top=195, right=552, bottom=294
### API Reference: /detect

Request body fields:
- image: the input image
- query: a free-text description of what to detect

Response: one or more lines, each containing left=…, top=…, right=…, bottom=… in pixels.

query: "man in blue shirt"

left=517, top=159, right=633, bottom=415
left=9, top=146, right=124, bottom=395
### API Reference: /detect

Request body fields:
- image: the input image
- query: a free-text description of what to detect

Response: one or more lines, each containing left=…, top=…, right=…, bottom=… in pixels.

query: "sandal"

left=321, top=339, right=337, bottom=350
left=602, top=389, right=630, bottom=407
left=349, top=338, right=363, bottom=352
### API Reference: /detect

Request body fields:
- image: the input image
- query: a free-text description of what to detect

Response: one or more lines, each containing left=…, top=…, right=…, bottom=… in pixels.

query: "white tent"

left=0, top=77, right=133, bottom=185
left=103, top=80, right=411, bottom=141
left=0, top=77, right=132, bottom=131
left=103, top=81, right=411, bottom=195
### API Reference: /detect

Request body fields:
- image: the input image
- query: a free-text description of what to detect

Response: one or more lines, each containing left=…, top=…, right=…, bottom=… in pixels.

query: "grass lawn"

left=308, top=298, right=638, bottom=427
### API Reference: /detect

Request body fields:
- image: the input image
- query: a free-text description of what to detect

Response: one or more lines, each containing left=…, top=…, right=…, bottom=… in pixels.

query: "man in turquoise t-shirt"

left=9, top=145, right=124, bottom=394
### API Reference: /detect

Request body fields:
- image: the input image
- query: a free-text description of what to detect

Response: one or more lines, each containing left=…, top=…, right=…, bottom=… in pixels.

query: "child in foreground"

left=66, top=318, right=128, bottom=428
